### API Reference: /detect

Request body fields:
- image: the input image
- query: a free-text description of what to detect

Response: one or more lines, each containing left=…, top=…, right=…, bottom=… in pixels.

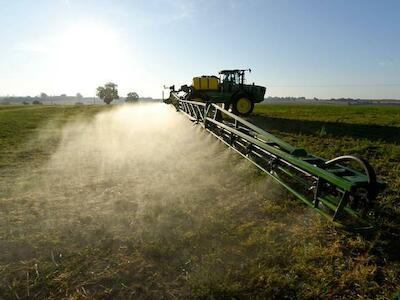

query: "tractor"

left=178, top=69, right=266, bottom=115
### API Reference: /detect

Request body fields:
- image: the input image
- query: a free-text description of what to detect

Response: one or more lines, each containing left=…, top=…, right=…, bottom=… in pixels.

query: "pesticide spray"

left=33, top=104, right=281, bottom=237
left=0, top=103, right=322, bottom=298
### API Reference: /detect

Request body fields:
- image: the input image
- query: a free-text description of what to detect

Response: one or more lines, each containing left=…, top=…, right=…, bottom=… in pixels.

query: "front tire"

left=232, top=96, right=254, bottom=116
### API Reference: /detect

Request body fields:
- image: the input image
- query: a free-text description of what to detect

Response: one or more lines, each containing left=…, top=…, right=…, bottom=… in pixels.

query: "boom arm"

left=166, top=92, right=385, bottom=230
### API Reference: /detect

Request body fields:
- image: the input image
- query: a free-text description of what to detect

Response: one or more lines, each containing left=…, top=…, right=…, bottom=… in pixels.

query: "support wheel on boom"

left=231, top=95, right=254, bottom=116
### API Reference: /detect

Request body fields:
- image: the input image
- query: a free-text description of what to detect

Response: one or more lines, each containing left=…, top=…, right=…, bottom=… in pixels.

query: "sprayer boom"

left=165, top=92, right=385, bottom=230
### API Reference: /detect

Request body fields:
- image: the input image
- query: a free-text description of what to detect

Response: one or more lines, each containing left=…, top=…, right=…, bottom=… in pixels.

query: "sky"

left=0, top=0, right=399, bottom=99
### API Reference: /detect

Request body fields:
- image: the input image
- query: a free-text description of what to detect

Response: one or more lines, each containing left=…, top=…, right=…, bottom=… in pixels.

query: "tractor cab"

left=219, top=69, right=250, bottom=92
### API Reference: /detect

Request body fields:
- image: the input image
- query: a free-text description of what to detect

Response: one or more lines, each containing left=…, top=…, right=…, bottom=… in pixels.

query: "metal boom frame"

left=167, top=93, right=384, bottom=230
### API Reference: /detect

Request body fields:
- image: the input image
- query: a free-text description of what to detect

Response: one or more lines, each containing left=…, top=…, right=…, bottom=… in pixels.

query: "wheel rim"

left=236, top=98, right=252, bottom=114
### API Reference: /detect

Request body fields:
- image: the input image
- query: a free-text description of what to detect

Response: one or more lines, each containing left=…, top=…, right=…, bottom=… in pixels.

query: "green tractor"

left=180, top=69, right=266, bottom=115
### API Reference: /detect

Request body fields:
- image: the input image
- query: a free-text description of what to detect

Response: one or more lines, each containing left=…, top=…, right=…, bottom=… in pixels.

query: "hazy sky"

left=0, top=0, right=399, bottom=99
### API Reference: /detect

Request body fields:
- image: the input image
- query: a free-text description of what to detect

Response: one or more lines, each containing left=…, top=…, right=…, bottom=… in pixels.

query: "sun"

left=53, top=21, right=125, bottom=87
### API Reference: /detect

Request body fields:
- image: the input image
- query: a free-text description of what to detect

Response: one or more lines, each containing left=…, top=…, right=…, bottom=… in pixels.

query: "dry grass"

left=0, top=104, right=399, bottom=299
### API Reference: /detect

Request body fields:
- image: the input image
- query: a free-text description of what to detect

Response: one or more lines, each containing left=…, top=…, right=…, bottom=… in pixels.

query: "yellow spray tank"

left=193, top=76, right=220, bottom=91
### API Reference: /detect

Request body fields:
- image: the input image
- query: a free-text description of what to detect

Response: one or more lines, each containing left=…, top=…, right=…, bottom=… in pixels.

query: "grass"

left=252, top=104, right=400, bottom=221
left=0, top=105, right=108, bottom=166
left=0, top=104, right=399, bottom=299
left=254, top=104, right=400, bottom=127
left=0, top=105, right=110, bottom=199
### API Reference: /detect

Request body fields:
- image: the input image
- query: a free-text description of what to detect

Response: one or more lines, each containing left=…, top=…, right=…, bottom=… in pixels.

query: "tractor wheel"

left=232, top=96, right=254, bottom=116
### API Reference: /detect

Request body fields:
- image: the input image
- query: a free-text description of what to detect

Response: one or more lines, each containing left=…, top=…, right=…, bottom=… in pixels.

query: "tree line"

left=1, top=82, right=141, bottom=105
left=96, top=82, right=139, bottom=105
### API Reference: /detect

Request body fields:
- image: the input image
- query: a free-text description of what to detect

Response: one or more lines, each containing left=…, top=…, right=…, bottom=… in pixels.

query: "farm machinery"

left=166, top=69, right=266, bottom=115
left=164, top=86, right=385, bottom=230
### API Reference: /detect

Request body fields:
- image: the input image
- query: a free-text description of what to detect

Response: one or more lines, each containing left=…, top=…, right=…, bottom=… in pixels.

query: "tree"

left=126, top=92, right=139, bottom=103
left=96, top=82, right=119, bottom=105
left=76, top=93, right=83, bottom=99
left=40, top=92, right=48, bottom=100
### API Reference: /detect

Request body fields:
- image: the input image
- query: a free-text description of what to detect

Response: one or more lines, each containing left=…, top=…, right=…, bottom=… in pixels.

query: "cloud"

left=378, top=58, right=397, bottom=67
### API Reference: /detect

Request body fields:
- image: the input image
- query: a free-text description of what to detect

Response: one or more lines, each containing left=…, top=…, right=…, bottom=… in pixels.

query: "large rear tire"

left=231, top=96, right=254, bottom=116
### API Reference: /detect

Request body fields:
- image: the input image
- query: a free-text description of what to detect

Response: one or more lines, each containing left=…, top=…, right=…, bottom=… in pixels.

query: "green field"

left=0, top=104, right=399, bottom=299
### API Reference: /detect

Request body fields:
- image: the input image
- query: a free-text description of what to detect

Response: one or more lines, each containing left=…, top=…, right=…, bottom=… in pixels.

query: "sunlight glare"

left=52, top=21, right=127, bottom=91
